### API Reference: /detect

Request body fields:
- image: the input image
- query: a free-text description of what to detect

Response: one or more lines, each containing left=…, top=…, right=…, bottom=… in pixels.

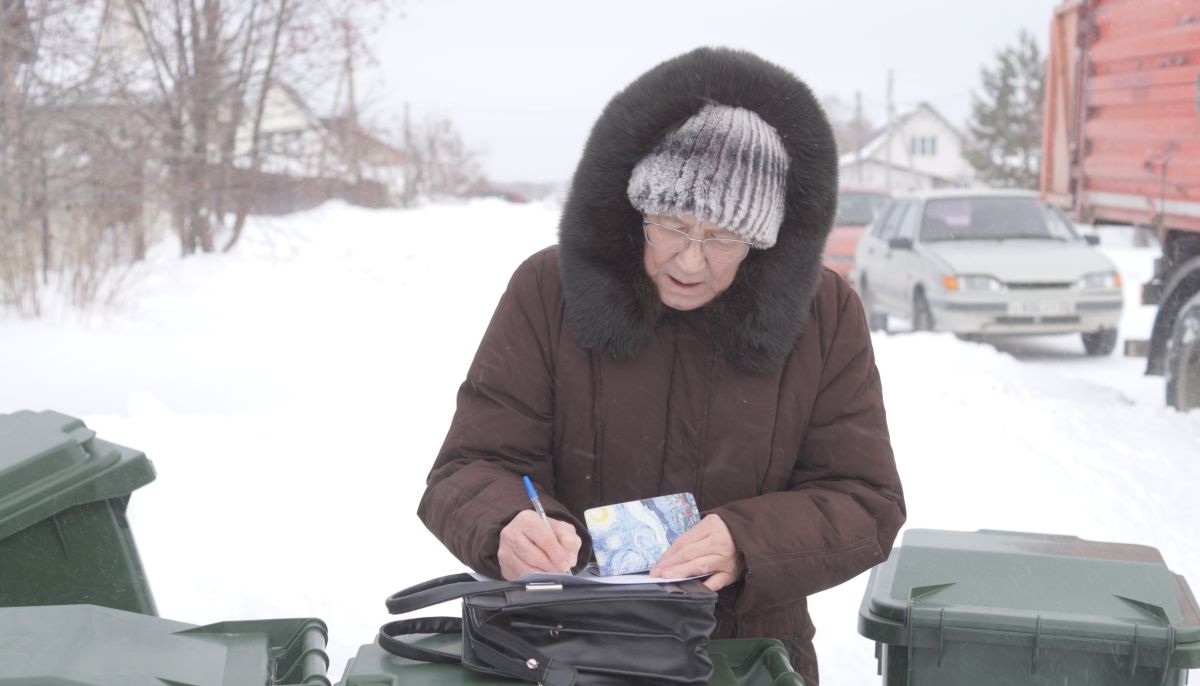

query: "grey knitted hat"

left=627, top=103, right=789, bottom=249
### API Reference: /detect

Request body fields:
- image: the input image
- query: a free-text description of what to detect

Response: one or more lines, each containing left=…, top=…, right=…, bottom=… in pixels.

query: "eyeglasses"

left=642, top=220, right=752, bottom=264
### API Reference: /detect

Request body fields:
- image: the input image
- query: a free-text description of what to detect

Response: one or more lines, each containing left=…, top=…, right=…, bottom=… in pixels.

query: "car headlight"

left=943, top=274, right=1003, bottom=292
left=1078, top=272, right=1121, bottom=290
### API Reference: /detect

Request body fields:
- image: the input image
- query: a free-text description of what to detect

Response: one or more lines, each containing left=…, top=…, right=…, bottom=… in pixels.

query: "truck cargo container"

left=1040, top=0, right=1200, bottom=409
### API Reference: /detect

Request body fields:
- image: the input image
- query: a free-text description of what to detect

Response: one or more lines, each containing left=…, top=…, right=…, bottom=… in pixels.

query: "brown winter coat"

left=418, top=48, right=906, bottom=685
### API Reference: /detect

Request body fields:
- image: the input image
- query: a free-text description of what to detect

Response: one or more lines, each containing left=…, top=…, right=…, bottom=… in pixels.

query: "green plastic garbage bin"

left=858, top=529, right=1200, bottom=685
left=0, top=604, right=330, bottom=685
left=337, top=635, right=804, bottom=685
left=0, top=409, right=156, bottom=614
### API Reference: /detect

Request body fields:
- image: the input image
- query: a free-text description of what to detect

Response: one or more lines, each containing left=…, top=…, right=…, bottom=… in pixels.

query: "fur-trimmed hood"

left=557, top=47, right=838, bottom=373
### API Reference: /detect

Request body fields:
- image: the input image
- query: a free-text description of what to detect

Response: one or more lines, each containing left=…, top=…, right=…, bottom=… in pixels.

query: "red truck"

left=1040, top=0, right=1200, bottom=410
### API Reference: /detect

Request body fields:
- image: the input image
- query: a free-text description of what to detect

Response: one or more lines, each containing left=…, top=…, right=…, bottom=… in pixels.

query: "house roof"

left=263, top=83, right=403, bottom=166
left=320, top=115, right=404, bottom=165
left=270, top=82, right=327, bottom=131
left=837, top=101, right=969, bottom=167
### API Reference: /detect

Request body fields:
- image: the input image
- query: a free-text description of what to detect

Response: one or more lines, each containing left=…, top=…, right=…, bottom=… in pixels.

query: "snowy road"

left=2, top=202, right=1197, bottom=683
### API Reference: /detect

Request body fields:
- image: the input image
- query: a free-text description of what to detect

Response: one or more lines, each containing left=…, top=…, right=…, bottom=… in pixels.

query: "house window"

left=279, top=130, right=303, bottom=156
left=910, top=136, right=938, bottom=156
left=258, top=130, right=304, bottom=155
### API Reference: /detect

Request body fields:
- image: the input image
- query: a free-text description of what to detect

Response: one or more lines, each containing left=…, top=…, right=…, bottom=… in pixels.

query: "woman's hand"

left=650, top=513, right=743, bottom=592
left=498, top=510, right=582, bottom=580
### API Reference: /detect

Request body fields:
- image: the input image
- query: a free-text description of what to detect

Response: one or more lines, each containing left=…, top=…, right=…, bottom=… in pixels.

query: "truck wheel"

left=1165, top=292, right=1200, bottom=411
left=1081, top=328, right=1117, bottom=356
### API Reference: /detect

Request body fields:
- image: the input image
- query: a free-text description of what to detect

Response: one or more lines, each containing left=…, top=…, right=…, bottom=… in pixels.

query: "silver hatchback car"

left=849, top=189, right=1124, bottom=355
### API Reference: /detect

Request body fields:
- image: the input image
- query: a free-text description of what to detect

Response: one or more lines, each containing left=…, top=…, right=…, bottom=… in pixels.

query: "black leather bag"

left=377, top=573, right=718, bottom=685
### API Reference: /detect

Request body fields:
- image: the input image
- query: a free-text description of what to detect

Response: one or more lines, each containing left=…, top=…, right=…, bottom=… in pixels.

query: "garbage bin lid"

left=859, top=529, right=1200, bottom=666
left=0, top=604, right=329, bottom=686
left=0, top=410, right=155, bottom=541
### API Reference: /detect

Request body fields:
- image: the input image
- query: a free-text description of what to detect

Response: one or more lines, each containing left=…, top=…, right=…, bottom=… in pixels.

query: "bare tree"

left=394, top=109, right=488, bottom=207
left=116, top=0, right=392, bottom=255
left=2, top=1, right=136, bottom=314
left=2, top=0, right=400, bottom=315
left=1, top=0, right=36, bottom=312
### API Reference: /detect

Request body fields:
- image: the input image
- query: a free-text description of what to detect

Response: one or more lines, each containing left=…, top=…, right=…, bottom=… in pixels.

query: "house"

left=839, top=102, right=975, bottom=192
left=321, top=114, right=405, bottom=172
left=95, top=1, right=401, bottom=209
left=235, top=83, right=405, bottom=211
left=241, top=82, right=339, bottom=178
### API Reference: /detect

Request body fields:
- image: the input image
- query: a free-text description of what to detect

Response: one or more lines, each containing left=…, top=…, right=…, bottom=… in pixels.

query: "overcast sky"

left=361, top=0, right=1062, bottom=184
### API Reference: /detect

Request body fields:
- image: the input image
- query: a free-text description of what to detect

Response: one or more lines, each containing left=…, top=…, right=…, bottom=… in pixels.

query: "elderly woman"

left=419, top=47, right=906, bottom=685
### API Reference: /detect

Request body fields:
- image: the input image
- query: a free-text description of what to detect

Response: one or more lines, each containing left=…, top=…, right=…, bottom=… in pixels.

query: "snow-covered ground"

left=2, top=201, right=1198, bottom=683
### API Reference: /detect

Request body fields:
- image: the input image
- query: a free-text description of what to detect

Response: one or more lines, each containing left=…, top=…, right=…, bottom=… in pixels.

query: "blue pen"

left=522, top=475, right=551, bottom=528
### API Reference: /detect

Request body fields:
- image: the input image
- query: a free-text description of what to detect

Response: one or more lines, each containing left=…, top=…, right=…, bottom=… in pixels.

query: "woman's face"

left=642, top=214, right=745, bottom=311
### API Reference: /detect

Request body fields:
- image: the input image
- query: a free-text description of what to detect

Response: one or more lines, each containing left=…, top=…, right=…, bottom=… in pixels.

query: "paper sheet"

left=470, top=567, right=708, bottom=585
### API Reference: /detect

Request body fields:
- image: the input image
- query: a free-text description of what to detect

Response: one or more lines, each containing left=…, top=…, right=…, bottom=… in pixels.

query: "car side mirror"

left=1084, top=235, right=1100, bottom=246
left=888, top=237, right=914, bottom=250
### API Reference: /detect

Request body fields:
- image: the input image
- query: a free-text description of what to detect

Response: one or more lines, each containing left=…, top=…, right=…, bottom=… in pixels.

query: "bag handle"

left=379, top=573, right=578, bottom=686
left=384, top=573, right=519, bottom=614
left=377, top=616, right=577, bottom=686
left=377, top=616, right=464, bottom=663
left=377, top=574, right=511, bottom=665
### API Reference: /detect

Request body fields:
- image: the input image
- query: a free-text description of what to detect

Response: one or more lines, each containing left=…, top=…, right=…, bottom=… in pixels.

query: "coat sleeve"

left=713, top=276, right=906, bottom=615
left=417, top=251, right=588, bottom=579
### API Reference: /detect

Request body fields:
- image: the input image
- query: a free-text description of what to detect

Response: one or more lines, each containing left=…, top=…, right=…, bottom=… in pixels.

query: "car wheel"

left=1165, top=292, right=1200, bottom=411
left=912, top=292, right=934, bottom=332
left=862, top=283, right=888, bottom=333
left=1081, top=328, right=1117, bottom=356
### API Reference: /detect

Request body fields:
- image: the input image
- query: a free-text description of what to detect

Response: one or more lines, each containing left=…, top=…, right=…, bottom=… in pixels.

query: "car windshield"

left=920, top=197, right=1080, bottom=242
left=835, top=191, right=890, bottom=226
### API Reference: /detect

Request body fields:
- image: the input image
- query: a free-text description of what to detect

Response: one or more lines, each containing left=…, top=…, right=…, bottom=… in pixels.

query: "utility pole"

left=854, top=90, right=863, bottom=183
left=885, top=70, right=894, bottom=193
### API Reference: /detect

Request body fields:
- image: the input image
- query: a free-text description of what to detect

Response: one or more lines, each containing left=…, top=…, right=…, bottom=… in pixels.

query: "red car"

left=823, top=186, right=890, bottom=280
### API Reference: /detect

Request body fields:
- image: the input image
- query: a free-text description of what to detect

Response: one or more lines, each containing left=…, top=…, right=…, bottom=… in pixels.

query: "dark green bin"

left=337, top=635, right=804, bottom=685
left=0, top=604, right=330, bottom=685
left=858, top=529, right=1200, bottom=685
left=0, top=409, right=156, bottom=614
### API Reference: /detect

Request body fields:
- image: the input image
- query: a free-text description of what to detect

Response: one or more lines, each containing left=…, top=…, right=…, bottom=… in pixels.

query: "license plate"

left=1008, top=301, right=1074, bottom=316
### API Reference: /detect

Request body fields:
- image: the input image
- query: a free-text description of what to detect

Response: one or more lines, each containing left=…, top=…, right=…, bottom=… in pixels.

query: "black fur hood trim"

left=557, top=47, right=838, bottom=373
